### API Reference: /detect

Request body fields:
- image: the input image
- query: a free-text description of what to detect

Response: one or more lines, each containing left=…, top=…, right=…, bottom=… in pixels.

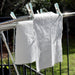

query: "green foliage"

left=0, top=0, right=75, bottom=16
left=0, top=0, right=29, bottom=16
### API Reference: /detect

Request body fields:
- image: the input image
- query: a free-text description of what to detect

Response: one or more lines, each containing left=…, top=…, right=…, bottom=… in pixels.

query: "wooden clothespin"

left=10, top=12, right=17, bottom=19
left=54, top=3, right=62, bottom=16
left=26, top=3, right=34, bottom=17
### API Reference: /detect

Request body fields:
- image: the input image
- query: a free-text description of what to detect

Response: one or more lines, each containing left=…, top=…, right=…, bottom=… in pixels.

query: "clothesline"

left=0, top=12, right=75, bottom=31
left=63, top=12, right=75, bottom=17
left=0, top=11, right=74, bottom=75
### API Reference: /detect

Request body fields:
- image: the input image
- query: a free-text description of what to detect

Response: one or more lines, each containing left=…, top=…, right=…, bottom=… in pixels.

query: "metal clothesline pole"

left=0, top=12, right=75, bottom=26
left=0, top=16, right=31, bottom=25
left=63, top=12, right=75, bottom=17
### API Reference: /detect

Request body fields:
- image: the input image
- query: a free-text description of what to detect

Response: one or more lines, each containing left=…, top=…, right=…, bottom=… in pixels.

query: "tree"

left=0, top=0, right=30, bottom=16
left=0, top=0, right=75, bottom=16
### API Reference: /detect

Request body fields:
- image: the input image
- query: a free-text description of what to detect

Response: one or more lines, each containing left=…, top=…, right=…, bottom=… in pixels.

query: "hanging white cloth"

left=33, top=12, right=63, bottom=72
left=15, top=20, right=39, bottom=64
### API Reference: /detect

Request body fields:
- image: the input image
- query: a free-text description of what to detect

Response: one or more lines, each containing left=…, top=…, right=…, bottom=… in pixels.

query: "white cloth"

left=33, top=12, right=63, bottom=72
left=15, top=20, right=39, bottom=64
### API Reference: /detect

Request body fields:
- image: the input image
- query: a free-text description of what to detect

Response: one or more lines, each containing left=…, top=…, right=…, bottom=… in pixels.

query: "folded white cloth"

left=33, top=12, right=63, bottom=72
left=15, top=20, right=39, bottom=64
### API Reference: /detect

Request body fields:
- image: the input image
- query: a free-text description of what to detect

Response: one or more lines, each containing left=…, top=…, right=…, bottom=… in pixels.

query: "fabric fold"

left=33, top=12, right=63, bottom=72
left=15, top=20, right=39, bottom=64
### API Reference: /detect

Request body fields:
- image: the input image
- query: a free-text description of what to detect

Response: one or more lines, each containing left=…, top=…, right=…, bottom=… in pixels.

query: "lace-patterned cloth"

left=33, top=12, right=63, bottom=72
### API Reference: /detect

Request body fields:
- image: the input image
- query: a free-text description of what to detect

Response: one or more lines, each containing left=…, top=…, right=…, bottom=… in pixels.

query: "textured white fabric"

left=15, top=20, right=39, bottom=64
left=33, top=12, right=63, bottom=72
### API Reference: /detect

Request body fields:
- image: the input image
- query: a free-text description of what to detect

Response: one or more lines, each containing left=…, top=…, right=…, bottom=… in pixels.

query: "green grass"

left=0, top=36, right=75, bottom=75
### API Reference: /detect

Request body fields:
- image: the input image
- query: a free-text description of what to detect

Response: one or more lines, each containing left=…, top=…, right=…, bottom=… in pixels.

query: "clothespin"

left=29, top=3, right=34, bottom=15
left=10, top=12, right=17, bottom=19
left=26, top=3, right=34, bottom=17
left=54, top=3, right=62, bottom=16
left=40, top=9, right=43, bottom=13
left=37, top=10, right=40, bottom=14
left=26, top=4, right=31, bottom=15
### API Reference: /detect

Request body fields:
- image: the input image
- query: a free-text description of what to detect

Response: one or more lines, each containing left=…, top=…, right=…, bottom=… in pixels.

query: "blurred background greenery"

left=0, top=0, right=75, bottom=16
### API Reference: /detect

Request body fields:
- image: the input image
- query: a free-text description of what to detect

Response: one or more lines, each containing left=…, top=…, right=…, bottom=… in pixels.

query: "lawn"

left=0, top=36, right=75, bottom=75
